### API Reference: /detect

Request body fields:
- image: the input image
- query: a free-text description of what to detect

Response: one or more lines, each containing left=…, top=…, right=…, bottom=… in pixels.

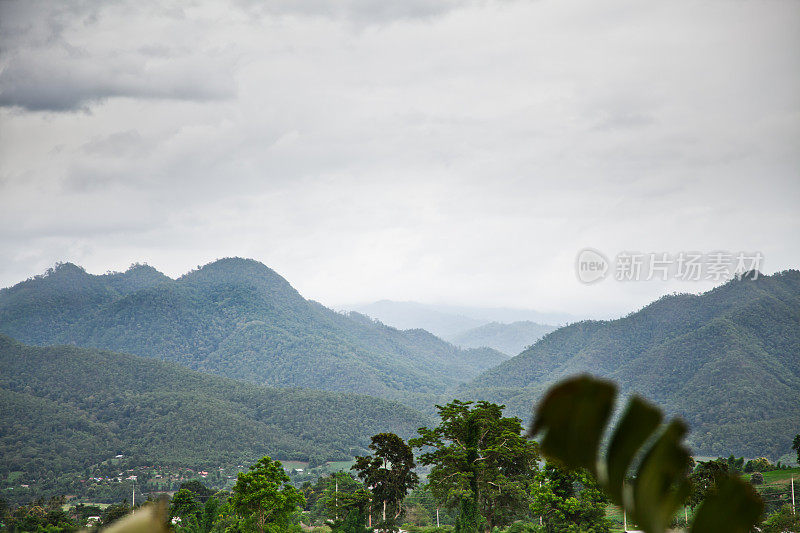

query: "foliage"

left=793, top=434, right=800, bottom=465
left=744, top=457, right=774, bottom=473
left=0, top=496, right=79, bottom=532
left=530, top=462, right=611, bottom=533
left=170, top=488, right=202, bottom=521
left=0, top=335, right=430, bottom=494
left=528, top=375, right=764, bottom=533
left=410, top=400, right=540, bottom=532
left=688, top=460, right=729, bottom=509
left=760, top=504, right=800, bottom=533
left=352, top=433, right=418, bottom=529
left=302, top=471, right=369, bottom=524
left=180, top=479, right=216, bottom=503
left=102, top=501, right=133, bottom=527
left=403, top=484, right=457, bottom=527
left=231, top=456, right=305, bottom=533
left=749, top=472, right=764, bottom=485
left=461, top=270, right=800, bottom=458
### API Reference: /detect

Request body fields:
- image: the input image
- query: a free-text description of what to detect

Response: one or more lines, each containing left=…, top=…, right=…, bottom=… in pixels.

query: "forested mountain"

left=459, top=270, right=800, bottom=458
left=448, top=321, right=557, bottom=356
left=0, top=259, right=506, bottom=405
left=0, top=335, right=430, bottom=481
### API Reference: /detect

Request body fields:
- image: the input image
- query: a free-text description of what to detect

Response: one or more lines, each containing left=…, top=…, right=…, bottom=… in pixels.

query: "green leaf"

left=689, top=474, right=763, bottom=533
left=604, top=396, right=663, bottom=503
left=528, top=375, right=616, bottom=474
left=631, top=420, right=691, bottom=533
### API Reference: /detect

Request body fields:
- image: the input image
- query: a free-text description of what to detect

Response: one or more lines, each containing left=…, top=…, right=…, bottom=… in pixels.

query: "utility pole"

left=685, top=505, right=688, bottom=525
left=623, top=508, right=627, bottom=532
left=436, top=507, right=439, bottom=528
left=539, top=480, right=542, bottom=526
left=335, top=480, right=338, bottom=520
left=132, top=482, right=135, bottom=512
left=792, top=476, right=796, bottom=515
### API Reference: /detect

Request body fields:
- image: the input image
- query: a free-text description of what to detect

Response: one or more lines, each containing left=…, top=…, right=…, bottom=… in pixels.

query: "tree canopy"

left=410, top=400, right=540, bottom=532
left=231, top=456, right=305, bottom=533
left=352, top=432, right=418, bottom=529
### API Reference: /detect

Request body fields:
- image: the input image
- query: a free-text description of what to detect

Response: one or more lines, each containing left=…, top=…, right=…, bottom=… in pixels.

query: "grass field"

left=322, top=460, right=355, bottom=473
left=279, top=460, right=309, bottom=471
left=758, top=466, right=800, bottom=485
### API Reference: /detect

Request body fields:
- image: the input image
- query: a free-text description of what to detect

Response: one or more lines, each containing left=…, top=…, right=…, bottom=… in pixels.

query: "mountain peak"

left=48, top=262, right=88, bottom=277
left=179, top=257, right=299, bottom=294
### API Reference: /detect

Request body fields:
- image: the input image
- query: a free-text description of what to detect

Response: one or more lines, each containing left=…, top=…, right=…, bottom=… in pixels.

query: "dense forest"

left=0, top=259, right=506, bottom=409
left=0, top=336, right=430, bottom=489
left=459, top=270, right=800, bottom=458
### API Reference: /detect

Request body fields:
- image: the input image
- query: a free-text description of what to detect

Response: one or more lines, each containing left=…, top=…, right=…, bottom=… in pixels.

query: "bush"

left=761, top=505, right=800, bottom=533
left=749, top=472, right=764, bottom=485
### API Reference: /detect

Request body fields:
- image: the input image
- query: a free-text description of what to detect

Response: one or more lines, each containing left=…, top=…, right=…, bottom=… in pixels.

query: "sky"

left=1, top=0, right=798, bottom=319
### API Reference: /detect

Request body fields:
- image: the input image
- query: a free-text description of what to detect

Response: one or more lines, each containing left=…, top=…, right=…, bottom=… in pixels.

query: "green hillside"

left=0, top=259, right=506, bottom=405
left=0, top=335, right=430, bottom=482
left=448, top=320, right=557, bottom=355
left=459, top=270, right=800, bottom=458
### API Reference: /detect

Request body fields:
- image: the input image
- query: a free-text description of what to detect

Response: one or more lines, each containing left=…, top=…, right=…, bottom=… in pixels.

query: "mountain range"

left=2, top=259, right=798, bottom=462
left=0, top=335, right=429, bottom=483
left=459, top=270, right=800, bottom=458
left=0, top=259, right=506, bottom=408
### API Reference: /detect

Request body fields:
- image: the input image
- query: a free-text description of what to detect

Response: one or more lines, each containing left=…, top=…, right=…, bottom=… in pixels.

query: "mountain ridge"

left=0, top=258, right=507, bottom=406
left=459, top=270, right=800, bottom=458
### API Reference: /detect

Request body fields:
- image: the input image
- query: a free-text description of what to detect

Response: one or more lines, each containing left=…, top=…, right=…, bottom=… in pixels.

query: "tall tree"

left=352, top=432, right=419, bottom=529
left=531, top=462, right=611, bottom=533
left=793, top=434, right=800, bottom=465
left=231, top=456, right=305, bottom=533
left=410, top=400, right=540, bottom=532
left=688, top=460, right=729, bottom=510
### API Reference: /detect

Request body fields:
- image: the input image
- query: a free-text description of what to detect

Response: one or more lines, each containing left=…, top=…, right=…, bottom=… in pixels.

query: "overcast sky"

left=1, top=0, right=798, bottom=318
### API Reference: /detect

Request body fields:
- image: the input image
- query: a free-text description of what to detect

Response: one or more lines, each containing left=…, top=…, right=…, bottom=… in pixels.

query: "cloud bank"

left=1, top=0, right=798, bottom=317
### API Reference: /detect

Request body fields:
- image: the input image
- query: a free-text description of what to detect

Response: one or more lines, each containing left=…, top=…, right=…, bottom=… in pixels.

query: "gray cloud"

left=0, top=0, right=798, bottom=317
left=0, top=2, right=236, bottom=111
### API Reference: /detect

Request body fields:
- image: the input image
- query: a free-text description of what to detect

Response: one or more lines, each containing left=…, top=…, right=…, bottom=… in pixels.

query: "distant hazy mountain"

left=349, top=300, right=578, bottom=338
left=0, top=335, right=429, bottom=483
left=0, top=259, right=506, bottom=407
left=459, top=270, right=800, bottom=459
left=448, top=321, right=558, bottom=356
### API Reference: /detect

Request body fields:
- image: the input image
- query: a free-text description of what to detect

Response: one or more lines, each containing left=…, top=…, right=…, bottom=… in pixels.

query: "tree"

left=761, top=505, right=800, bottom=533
left=170, top=488, right=202, bottom=527
left=688, top=460, right=729, bottom=510
left=793, top=434, right=800, bottom=465
left=304, top=471, right=367, bottom=522
left=410, top=400, right=540, bottom=532
left=102, top=501, right=132, bottom=527
left=531, top=462, right=611, bottom=533
left=749, top=472, right=764, bottom=485
left=744, top=457, right=773, bottom=473
left=231, top=456, right=305, bottom=533
left=179, top=479, right=215, bottom=503
left=352, top=432, right=419, bottom=529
